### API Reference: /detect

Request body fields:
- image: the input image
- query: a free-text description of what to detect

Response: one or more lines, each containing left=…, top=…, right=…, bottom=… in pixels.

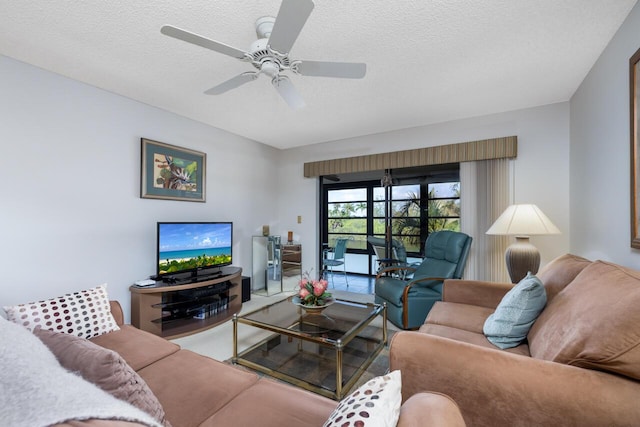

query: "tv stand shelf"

left=130, top=266, right=242, bottom=339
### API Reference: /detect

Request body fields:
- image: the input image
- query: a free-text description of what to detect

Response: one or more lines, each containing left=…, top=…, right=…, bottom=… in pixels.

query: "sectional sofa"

left=1, top=298, right=466, bottom=427
left=389, top=254, right=640, bottom=426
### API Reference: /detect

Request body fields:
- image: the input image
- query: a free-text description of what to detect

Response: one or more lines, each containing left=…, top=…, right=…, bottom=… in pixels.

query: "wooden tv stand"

left=130, top=266, right=242, bottom=339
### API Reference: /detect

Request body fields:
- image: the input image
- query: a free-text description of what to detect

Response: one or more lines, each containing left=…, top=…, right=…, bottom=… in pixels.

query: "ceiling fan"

left=161, top=0, right=366, bottom=109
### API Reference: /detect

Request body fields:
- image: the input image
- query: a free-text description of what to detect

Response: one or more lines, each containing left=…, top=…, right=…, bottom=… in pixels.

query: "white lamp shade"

left=486, top=204, right=561, bottom=236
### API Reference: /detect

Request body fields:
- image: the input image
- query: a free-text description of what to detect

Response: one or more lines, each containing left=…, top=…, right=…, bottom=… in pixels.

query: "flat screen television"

left=156, top=222, right=233, bottom=280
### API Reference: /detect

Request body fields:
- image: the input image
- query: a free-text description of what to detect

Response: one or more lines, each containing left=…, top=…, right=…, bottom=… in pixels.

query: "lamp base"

left=505, top=236, right=540, bottom=284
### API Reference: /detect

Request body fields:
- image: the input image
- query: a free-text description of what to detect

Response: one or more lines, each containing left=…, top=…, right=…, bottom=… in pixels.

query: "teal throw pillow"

left=483, top=272, right=547, bottom=349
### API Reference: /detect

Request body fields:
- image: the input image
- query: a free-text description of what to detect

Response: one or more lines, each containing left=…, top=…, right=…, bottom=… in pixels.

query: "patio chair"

left=367, top=236, right=419, bottom=278
left=323, top=238, right=349, bottom=287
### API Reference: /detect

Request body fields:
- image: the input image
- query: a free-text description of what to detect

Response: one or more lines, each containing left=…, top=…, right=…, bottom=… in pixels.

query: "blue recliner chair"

left=374, top=231, right=472, bottom=329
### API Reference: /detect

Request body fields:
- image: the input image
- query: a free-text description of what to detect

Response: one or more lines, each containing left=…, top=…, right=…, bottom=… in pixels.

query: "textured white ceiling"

left=0, top=1, right=636, bottom=149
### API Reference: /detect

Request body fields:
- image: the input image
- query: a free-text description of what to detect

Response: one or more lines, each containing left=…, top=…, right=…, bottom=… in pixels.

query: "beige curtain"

left=460, top=158, right=511, bottom=282
left=304, top=136, right=516, bottom=177
left=460, top=161, right=478, bottom=279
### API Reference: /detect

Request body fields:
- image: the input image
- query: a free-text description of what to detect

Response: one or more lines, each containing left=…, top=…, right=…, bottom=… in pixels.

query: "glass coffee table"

left=232, top=296, right=387, bottom=400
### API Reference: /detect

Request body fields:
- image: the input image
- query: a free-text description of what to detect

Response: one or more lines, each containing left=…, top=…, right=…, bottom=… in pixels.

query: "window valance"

left=303, top=136, right=517, bottom=177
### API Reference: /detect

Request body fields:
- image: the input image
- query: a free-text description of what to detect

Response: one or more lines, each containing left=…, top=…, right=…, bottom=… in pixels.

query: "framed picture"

left=630, top=47, right=640, bottom=248
left=140, top=138, right=206, bottom=202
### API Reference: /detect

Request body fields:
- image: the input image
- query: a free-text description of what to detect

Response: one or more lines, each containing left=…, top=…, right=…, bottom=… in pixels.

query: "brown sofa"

left=64, top=301, right=466, bottom=427
left=389, top=254, right=640, bottom=426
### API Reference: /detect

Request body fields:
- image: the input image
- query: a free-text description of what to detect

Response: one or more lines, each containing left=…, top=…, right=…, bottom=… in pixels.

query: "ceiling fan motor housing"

left=249, top=35, right=291, bottom=73
left=255, top=16, right=275, bottom=39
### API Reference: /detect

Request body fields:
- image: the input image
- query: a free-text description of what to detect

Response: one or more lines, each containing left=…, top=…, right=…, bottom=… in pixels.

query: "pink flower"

left=296, top=272, right=332, bottom=306
left=313, top=282, right=327, bottom=297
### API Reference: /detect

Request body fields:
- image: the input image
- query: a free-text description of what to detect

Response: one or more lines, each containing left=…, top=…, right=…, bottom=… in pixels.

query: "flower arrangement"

left=297, top=272, right=332, bottom=307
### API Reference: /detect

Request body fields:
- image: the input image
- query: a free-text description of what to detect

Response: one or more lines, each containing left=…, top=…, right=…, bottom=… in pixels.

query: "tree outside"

left=326, top=181, right=460, bottom=255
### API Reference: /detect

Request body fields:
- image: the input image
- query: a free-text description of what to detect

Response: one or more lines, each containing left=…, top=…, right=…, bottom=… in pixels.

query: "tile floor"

left=325, top=273, right=375, bottom=295
left=284, top=272, right=375, bottom=295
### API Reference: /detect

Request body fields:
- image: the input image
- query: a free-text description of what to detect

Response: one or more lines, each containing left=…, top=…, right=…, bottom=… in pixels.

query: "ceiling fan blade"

left=267, top=0, right=315, bottom=54
left=295, top=60, right=367, bottom=79
left=161, top=25, right=247, bottom=59
left=272, top=76, right=305, bottom=109
left=204, top=72, right=258, bottom=95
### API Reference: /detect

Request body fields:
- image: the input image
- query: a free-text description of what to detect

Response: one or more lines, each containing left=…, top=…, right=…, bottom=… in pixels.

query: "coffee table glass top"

left=233, top=295, right=387, bottom=400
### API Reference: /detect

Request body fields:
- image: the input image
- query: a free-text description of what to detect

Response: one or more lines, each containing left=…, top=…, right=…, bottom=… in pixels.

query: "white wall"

left=0, top=55, right=280, bottom=320
left=277, top=103, right=572, bottom=280
left=570, top=2, right=640, bottom=267
left=12, top=0, right=633, bottom=313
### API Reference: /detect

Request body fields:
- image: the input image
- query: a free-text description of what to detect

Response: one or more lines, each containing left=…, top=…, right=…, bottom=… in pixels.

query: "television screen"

left=157, top=222, right=232, bottom=277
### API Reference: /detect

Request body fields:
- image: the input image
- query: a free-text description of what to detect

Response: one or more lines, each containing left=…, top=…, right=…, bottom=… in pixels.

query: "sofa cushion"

left=528, top=260, right=640, bottom=380
left=324, top=370, right=402, bottom=427
left=0, top=316, right=161, bottom=427
left=138, top=349, right=260, bottom=426
left=199, top=378, right=337, bottom=427
left=419, top=323, right=530, bottom=356
left=426, top=302, right=495, bottom=334
left=536, top=253, right=591, bottom=302
left=34, top=327, right=171, bottom=427
left=483, top=273, right=547, bottom=349
left=90, top=325, right=180, bottom=371
left=3, top=284, right=119, bottom=339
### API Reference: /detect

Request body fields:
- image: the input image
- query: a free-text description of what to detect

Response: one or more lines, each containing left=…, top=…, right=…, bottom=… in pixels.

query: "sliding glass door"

left=321, top=167, right=460, bottom=276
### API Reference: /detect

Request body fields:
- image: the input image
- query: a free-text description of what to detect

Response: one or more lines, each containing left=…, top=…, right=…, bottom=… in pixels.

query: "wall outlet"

left=297, top=215, right=302, bottom=224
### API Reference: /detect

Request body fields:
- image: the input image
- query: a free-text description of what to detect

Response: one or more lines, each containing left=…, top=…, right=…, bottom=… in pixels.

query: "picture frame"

left=140, top=138, right=206, bottom=202
left=630, top=47, right=640, bottom=248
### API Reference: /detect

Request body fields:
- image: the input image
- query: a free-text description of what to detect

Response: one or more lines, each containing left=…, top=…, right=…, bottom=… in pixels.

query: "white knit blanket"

left=0, top=316, right=161, bottom=427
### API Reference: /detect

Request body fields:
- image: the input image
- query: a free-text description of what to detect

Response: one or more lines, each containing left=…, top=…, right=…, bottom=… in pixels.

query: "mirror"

left=252, top=235, right=283, bottom=296
left=631, top=47, right=640, bottom=248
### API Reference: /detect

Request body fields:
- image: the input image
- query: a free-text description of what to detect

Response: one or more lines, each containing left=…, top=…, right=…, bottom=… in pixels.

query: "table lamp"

left=486, top=204, right=560, bottom=283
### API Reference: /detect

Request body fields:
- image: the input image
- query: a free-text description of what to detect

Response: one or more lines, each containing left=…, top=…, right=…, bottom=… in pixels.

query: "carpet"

left=346, top=332, right=394, bottom=393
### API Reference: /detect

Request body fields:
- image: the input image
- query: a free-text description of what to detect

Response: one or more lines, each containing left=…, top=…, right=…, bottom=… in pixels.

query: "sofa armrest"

left=54, top=421, right=149, bottom=427
left=109, top=301, right=125, bottom=326
left=397, top=392, right=466, bottom=427
left=390, top=331, right=640, bottom=427
left=442, top=279, right=513, bottom=309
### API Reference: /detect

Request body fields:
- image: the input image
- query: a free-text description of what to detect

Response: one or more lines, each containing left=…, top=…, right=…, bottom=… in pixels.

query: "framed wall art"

left=140, top=138, right=206, bottom=202
left=630, top=47, right=640, bottom=248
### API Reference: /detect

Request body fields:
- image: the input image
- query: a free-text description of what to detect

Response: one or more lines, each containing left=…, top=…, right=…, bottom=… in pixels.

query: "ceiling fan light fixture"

left=260, top=61, right=280, bottom=78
